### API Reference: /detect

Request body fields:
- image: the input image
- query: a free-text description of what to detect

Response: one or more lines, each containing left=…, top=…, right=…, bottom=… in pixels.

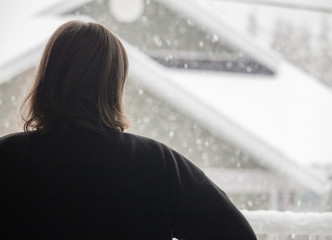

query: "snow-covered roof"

left=0, top=0, right=331, bottom=194
left=167, top=66, right=332, bottom=167
left=0, top=0, right=92, bottom=84
left=126, top=41, right=329, bottom=194
left=156, top=0, right=332, bottom=190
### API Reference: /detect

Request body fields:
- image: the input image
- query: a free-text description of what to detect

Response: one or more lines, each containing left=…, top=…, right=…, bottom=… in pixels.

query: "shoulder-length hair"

left=22, top=20, right=129, bottom=133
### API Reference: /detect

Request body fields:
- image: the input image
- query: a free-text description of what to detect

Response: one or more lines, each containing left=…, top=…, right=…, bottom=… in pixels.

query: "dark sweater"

left=0, top=129, right=256, bottom=240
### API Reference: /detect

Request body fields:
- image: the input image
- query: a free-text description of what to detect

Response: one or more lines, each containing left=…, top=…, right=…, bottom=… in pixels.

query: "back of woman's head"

left=22, top=20, right=129, bottom=133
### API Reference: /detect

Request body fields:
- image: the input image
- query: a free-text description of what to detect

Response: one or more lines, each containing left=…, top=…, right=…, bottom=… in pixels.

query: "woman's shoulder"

left=120, top=131, right=191, bottom=164
left=0, top=132, right=35, bottom=158
left=0, top=132, right=30, bottom=146
left=120, top=131, right=173, bottom=152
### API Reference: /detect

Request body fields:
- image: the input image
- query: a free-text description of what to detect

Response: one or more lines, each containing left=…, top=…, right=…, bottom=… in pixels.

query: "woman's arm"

left=164, top=147, right=257, bottom=240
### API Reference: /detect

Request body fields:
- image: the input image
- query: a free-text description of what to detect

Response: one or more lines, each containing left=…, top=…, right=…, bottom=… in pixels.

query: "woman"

left=0, top=21, right=256, bottom=239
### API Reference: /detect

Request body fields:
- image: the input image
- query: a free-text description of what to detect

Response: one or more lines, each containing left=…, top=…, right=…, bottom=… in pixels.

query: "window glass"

left=1, top=0, right=332, bottom=229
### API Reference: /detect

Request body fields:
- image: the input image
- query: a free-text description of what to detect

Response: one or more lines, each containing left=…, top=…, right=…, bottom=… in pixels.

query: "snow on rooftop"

left=158, top=0, right=332, bottom=167
left=0, top=0, right=92, bottom=83
left=0, top=0, right=63, bottom=64
left=167, top=64, right=332, bottom=166
left=126, top=41, right=329, bottom=193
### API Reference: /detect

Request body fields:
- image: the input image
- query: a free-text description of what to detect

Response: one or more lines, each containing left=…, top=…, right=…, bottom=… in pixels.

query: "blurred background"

left=1, top=0, right=332, bottom=239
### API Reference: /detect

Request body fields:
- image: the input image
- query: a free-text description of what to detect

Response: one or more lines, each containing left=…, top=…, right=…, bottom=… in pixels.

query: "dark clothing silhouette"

left=0, top=129, right=256, bottom=240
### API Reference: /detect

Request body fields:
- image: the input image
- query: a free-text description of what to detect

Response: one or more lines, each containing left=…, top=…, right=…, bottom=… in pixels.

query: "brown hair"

left=22, top=20, right=129, bottom=133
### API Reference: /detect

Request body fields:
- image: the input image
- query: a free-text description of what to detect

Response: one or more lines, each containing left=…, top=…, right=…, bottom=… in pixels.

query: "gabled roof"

left=125, top=42, right=330, bottom=195
left=0, top=0, right=331, bottom=194
left=0, top=0, right=92, bottom=84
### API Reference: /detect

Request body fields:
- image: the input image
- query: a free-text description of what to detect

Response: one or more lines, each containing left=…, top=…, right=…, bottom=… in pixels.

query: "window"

left=1, top=0, right=332, bottom=239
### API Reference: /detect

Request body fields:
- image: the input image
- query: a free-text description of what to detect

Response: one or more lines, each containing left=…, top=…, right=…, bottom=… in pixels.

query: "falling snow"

left=1, top=4, right=332, bottom=238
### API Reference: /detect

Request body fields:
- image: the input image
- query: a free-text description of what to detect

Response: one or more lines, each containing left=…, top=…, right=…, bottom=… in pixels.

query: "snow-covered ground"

left=242, top=210, right=332, bottom=235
